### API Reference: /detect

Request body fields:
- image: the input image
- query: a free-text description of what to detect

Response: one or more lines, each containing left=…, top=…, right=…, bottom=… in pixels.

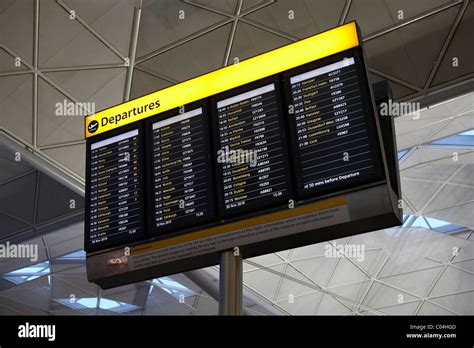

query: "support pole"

left=219, top=250, right=243, bottom=315
left=123, top=1, right=142, bottom=102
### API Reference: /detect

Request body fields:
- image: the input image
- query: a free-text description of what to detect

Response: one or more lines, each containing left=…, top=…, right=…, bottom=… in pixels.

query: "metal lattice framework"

left=0, top=0, right=473, bottom=316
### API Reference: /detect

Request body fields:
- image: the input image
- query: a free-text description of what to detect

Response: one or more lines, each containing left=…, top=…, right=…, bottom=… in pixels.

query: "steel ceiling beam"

left=124, top=0, right=142, bottom=102
left=402, top=77, right=474, bottom=106
left=424, top=0, right=470, bottom=90
left=369, top=68, right=422, bottom=92
left=414, top=251, right=460, bottom=315
left=239, top=0, right=275, bottom=17
left=338, top=0, right=352, bottom=25
left=0, top=70, right=32, bottom=77
left=353, top=255, right=389, bottom=314
left=0, top=0, right=471, bottom=317
left=41, top=64, right=127, bottom=73
left=184, top=269, right=253, bottom=315
left=238, top=17, right=299, bottom=41
left=38, top=140, right=86, bottom=151
left=0, top=42, right=91, bottom=115
left=0, top=169, right=36, bottom=187
left=183, top=0, right=232, bottom=17
left=33, top=0, right=39, bottom=148
left=55, top=0, right=126, bottom=61
left=244, top=282, right=292, bottom=315
left=0, top=210, right=33, bottom=230
left=133, top=65, right=178, bottom=84
left=272, top=250, right=293, bottom=303
left=400, top=149, right=474, bottom=174
left=1, top=210, right=84, bottom=245
left=272, top=250, right=356, bottom=314
left=244, top=259, right=385, bottom=315
left=402, top=177, right=474, bottom=190
left=419, top=163, right=466, bottom=215
left=321, top=239, right=461, bottom=316
left=135, top=0, right=275, bottom=65
left=363, top=1, right=463, bottom=42
left=135, top=19, right=234, bottom=64
left=423, top=200, right=474, bottom=216
left=222, top=0, right=243, bottom=66
left=0, top=129, right=85, bottom=194
left=32, top=171, right=40, bottom=227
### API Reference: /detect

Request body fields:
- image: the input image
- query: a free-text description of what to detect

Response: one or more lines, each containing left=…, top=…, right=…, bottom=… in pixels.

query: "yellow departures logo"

left=85, top=21, right=360, bottom=138
left=88, top=100, right=160, bottom=135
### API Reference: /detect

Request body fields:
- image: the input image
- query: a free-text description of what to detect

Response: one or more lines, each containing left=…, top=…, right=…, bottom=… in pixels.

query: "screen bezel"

left=281, top=46, right=386, bottom=199
left=85, top=28, right=393, bottom=257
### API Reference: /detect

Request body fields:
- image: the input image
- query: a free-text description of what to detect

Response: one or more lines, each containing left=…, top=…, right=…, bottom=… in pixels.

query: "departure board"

left=285, top=52, right=382, bottom=197
left=84, top=22, right=404, bottom=287
left=86, top=128, right=145, bottom=251
left=148, top=106, right=214, bottom=234
left=214, top=81, right=291, bottom=216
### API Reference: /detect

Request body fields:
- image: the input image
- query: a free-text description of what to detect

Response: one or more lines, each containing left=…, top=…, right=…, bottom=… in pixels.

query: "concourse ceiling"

left=0, top=0, right=472, bottom=316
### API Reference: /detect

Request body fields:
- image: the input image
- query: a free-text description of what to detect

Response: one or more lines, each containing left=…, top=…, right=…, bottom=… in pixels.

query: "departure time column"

left=88, top=129, right=143, bottom=248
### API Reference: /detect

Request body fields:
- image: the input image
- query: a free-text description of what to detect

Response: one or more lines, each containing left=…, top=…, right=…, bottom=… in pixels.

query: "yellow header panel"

left=85, top=22, right=359, bottom=138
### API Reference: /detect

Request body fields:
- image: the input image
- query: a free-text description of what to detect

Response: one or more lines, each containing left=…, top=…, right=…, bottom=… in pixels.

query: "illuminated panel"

left=85, top=22, right=359, bottom=138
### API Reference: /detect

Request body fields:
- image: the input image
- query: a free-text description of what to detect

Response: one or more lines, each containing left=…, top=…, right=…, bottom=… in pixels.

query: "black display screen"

left=85, top=43, right=389, bottom=255
left=284, top=49, right=383, bottom=197
left=213, top=79, right=291, bottom=216
left=85, top=126, right=145, bottom=251
left=148, top=105, right=214, bottom=234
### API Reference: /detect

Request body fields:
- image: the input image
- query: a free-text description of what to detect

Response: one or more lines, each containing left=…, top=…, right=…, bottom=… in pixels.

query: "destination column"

left=150, top=107, right=214, bottom=234
left=215, top=82, right=291, bottom=216
left=287, top=56, right=381, bottom=196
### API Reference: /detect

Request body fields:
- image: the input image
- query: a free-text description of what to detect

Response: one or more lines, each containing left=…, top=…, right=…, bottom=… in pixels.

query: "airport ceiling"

left=0, top=0, right=472, bottom=315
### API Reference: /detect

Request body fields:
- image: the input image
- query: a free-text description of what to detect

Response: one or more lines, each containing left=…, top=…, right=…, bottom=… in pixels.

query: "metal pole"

left=123, top=0, right=142, bottom=102
left=219, top=250, right=243, bottom=315
left=184, top=270, right=220, bottom=303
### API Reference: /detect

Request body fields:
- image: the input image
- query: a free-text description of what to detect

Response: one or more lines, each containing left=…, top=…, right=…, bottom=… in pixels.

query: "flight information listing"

left=88, top=129, right=144, bottom=248
left=216, top=83, right=290, bottom=215
left=151, top=107, right=214, bottom=233
left=288, top=56, right=380, bottom=195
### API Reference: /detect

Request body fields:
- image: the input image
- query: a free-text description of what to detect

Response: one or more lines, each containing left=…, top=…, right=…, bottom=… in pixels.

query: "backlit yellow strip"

left=131, top=196, right=347, bottom=255
left=86, top=22, right=359, bottom=138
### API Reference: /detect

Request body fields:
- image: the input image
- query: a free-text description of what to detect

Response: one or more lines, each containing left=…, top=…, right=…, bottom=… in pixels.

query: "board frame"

left=85, top=22, right=402, bottom=288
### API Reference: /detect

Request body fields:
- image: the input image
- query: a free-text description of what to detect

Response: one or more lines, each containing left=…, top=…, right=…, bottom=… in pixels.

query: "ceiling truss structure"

left=0, top=0, right=472, bottom=315
left=0, top=0, right=472, bottom=177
